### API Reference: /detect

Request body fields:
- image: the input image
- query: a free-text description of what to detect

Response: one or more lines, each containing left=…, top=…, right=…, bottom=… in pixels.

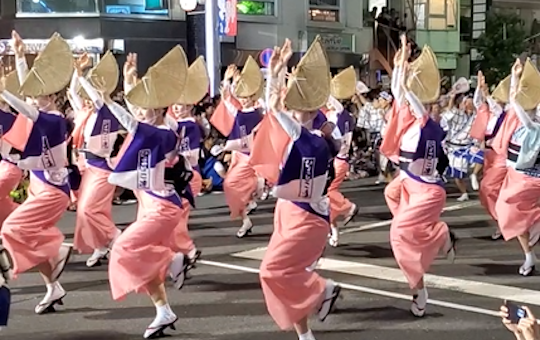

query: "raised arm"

left=0, top=88, right=38, bottom=121
left=67, top=73, right=84, bottom=112
left=105, top=100, right=138, bottom=135
left=267, top=41, right=301, bottom=141
left=473, top=84, right=484, bottom=109
left=401, top=62, right=426, bottom=119
left=511, top=100, right=534, bottom=129
left=78, top=77, right=104, bottom=109
left=15, top=56, right=29, bottom=85
left=12, top=32, right=29, bottom=83
left=123, top=53, right=141, bottom=117
left=123, top=81, right=139, bottom=117
left=392, top=34, right=410, bottom=107
left=266, top=68, right=301, bottom=140
left=74, top=53, right=103, bottom=109
left=404, top=90, right=427, bottom=119
left=391, top=66, right=405, bottom=107
left=510, top=59, right=535, bottom=129
left=221, top=82, right=239, bottom=117
left=486, top=96, right=503, bottom=117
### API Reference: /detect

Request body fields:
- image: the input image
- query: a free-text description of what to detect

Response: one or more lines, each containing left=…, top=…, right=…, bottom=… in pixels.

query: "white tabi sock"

left=188, top=248, right=198, bottom=260
left=298, top=329, right=316, bottom=340
left=155, top=303, right=173, bottom=319
left=416, top=288, right=428, bottom=308
left=525, top=252, right=536, bottom=267
left=46, top=283, right=55, bottom=295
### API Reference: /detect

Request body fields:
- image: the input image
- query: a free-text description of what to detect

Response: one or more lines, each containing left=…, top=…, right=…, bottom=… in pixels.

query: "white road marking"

left=198, top=259, right=499, bottom=317
left=340, top=200, right=481, bottom=235
left=232, top=249, right=540, bottom=307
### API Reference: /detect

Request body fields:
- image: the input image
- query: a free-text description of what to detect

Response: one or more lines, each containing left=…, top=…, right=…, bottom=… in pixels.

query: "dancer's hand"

left=512, top=59, right=523, bottom=78
left=280, top=39, right=293, bottom=66
left=123, top=53, right=138, bottom=85
left=93, top=77, right=112, bottom=104
left=11, top=31, right=25, bottom=59
left=74, top=53, right=91, bottom=77
left=269, top=39, right=292, bottom=78
left=78, top=53, right=92, bottom=71
left=224, top=64, right=236, bottom=81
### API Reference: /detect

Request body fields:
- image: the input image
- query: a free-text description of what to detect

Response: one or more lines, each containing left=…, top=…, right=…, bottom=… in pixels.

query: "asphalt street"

left=2, top=178, right=532, bottom=340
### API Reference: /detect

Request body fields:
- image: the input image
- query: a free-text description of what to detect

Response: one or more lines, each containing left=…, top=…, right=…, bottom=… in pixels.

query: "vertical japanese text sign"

left=218, top=0, right=237, bottom=37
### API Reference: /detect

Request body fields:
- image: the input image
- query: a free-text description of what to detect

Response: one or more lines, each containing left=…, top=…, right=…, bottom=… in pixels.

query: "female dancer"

left=211, top=59, right=264, bottom=238
left=381, top=35, right=456, bottom=317
left=251, top=37, right=341, bottom=340
left=494, top=58, right=540, bottom=276
left=106, top=46, right=191, bottom=338
left=73, top=52, right=123, bottom=267
left=326, top=67, right=358, bottom=247
left=168, top=56, right=208, bottom=264
left=0, top=71, right=23, bottom=227
left=470, top=71, right=509, bottom=240
left=0, top=33, right=74, bottom=314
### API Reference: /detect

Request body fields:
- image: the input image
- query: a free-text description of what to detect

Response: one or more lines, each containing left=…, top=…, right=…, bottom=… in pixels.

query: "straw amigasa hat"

left=406, top=45, right=440, bottom=104
left=234, top=55, right=263, bottom=98
left=330, top=66, right=357, bottom=100
left=491, top=75, right=510, bottom=104
left=0, top=71, right=22, bottom=103
left=126, top=45, right=189, bottom=109
left=78, top=51, right=120, bottom=99
left=254, top=78, right=265, bottom=101
left=20, top=33, right=73, bottom=97
left=516, top=58, right=540, bottom=111
left=176, top=56, right=209, bottom=105
left=284, top=35, right=331, bottom=112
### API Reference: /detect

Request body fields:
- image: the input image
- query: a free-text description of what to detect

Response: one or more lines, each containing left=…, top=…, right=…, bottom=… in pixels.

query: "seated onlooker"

left=202, top=145, right=230, bottom=193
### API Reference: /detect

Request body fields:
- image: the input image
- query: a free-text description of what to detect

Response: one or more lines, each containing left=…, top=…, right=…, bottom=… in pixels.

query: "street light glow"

left=180, top=0, right=198, bottom=11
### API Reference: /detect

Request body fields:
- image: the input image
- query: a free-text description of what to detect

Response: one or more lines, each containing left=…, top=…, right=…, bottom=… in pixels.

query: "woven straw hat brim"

left=234, top=55, right=263, bottom=98
left=491, top=75, right=510, bottom=104
left=406, top=45, right=440, bottom=104
left=331, top=66, right=356, bottom=100
left=126, top=45, right=189, bottom=109
left=0, top=71, right=22, bottom=103
left=20, top=33, right=74, bottom=97
left=254, top=77, right=265, bottom=100
left=516, top=58, right=540, bottom=111
left=78, top=51, right=119, bottom=99
left=284, top=35, right=331, bottom=112
left=177, top=56, right=209, bottom=105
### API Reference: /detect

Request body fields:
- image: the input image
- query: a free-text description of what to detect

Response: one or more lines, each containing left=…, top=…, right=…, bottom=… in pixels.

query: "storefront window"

left=309, top=0, right=340, bottom=22
left=237, top=1, right=275, bottom=16
left=102, top=0, right=169, bottom=16
left=18, top=0, right=98, bottom=14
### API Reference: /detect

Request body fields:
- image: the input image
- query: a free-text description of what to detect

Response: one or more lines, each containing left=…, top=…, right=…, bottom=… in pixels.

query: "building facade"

left=0, top=1, right=373, bottom=79
left=0, top=0, right=189, bottom=73
left=227, top=0, right=373, bottom=71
